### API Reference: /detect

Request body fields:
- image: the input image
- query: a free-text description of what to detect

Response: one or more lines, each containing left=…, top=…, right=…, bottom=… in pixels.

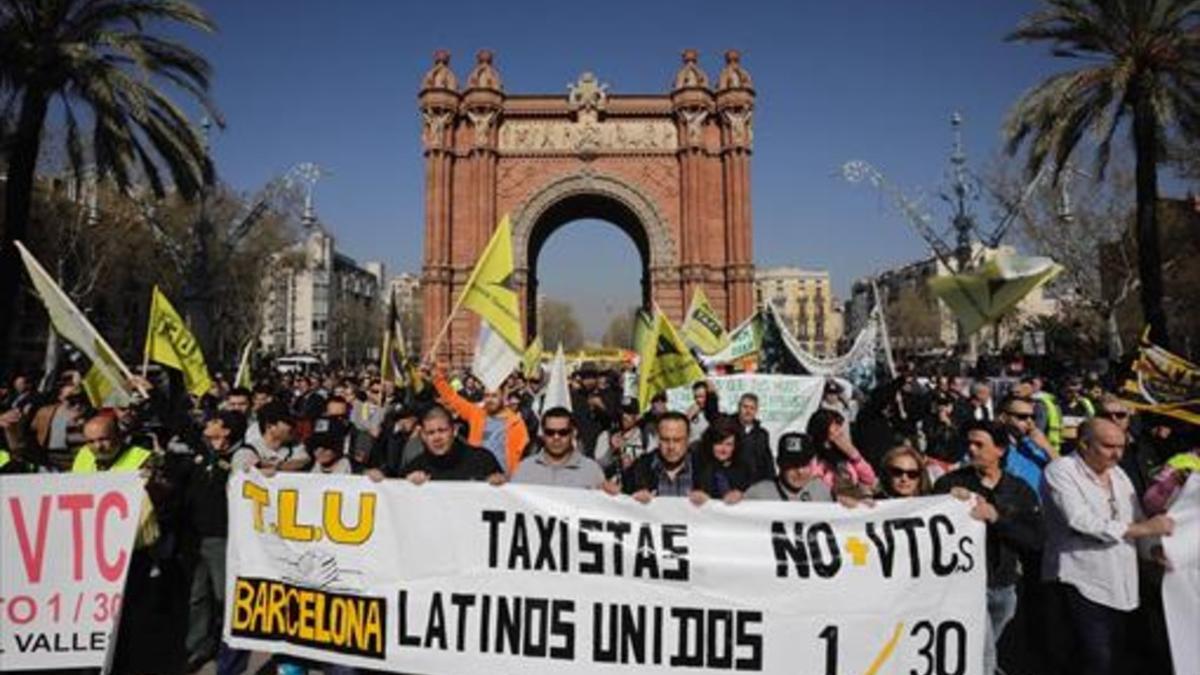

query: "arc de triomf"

left=418, top=49, right=756, bottom=361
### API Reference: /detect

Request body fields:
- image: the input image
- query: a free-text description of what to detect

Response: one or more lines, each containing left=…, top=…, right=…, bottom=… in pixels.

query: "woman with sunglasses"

left=878, top=444, right=932, bottom=498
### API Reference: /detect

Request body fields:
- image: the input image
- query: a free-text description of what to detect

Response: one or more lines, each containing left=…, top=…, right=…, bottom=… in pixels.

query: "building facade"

left=260, top=213, right=384, bottom=362
left=754, top=266, right=842, bottom=356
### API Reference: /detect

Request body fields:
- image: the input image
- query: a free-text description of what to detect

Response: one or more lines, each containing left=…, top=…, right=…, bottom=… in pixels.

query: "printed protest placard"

left=1, top=473, right=144, bottom=671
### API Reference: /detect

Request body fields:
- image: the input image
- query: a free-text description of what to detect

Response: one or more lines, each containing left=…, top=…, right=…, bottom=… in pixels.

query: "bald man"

left=1040, top=417, right=1174, bottom=675
left=72, top=414, right=152, bottom=473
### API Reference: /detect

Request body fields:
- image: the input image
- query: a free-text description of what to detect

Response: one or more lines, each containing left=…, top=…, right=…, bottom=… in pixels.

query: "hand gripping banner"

left=226, top=472, right=986, bottom=674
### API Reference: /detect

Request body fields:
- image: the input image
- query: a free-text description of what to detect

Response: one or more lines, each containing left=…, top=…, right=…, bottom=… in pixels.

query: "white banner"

left=778, top=308, right=881, bottom=392
left=226, top=472, right=986, bottom=674
left=0, top=473, right=145, bottom=671
left=668, top=374, right=826, bottom=442
left=1164, top=474, right=1200, bottom=675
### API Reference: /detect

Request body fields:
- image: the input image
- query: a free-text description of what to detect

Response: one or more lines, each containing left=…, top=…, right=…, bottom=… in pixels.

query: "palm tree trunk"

left=1133, top=87, right=1169, bottom=347
left=1, top=87, right=51, bottom=371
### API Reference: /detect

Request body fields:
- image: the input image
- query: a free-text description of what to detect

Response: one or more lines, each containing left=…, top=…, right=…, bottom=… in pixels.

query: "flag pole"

left=141, top=289, right=154, bottom=379
left=423, top=293, right=468, bottom=364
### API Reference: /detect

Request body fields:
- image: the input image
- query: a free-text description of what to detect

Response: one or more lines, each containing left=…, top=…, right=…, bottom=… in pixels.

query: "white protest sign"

left=668, top=374, right=826, bottom=442
left=1163, top=474, right=1200, bottom=675
left=226, top=472, right=987, bottom=674
left=0, top=473, right=144, bottom=671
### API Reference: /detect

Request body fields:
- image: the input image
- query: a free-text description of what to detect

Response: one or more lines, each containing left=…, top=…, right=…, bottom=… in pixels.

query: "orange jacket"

left=434, top=374, right=529, bottom=475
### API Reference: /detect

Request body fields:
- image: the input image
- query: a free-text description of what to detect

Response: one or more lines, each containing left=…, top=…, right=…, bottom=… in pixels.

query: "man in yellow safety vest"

left=72, top=414, right=153, bottom=473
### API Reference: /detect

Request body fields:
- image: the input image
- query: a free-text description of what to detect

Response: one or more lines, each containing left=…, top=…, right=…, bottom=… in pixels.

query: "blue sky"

left=185, top=0, right=1073, bottom=337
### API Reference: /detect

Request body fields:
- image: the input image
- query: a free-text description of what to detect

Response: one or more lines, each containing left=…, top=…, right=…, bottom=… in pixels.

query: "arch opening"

left=525, top=193, right=652, bottom=341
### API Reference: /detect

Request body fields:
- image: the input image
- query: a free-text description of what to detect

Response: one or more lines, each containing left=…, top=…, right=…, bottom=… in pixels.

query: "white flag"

left=16, top=241, right=134, bottom=405
left=472, top=321, right=521, bottom=392
left=542, top=342, right=572, bottom=413
left=234, top=339, right=254, bottom=389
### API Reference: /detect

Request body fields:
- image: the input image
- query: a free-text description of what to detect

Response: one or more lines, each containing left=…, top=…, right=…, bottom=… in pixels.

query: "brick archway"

left=418, top=49, right=756, bottom=361
left=511, top=171, right=678, bottom=338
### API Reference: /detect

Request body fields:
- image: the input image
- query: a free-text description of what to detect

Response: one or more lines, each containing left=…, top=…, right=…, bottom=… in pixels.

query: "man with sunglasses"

left=934, top=420, right=1042, bottom=675
left=512, top=407, right=606, bottom=489
left=999, top=395, right=1057, bottom=497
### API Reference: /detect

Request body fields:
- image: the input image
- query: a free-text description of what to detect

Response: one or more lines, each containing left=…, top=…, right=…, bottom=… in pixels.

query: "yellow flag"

left=928, top=254, right=1061, bottom=337
left=458, top=215, right=523, bottom=351
left=523, top=336, right=544, bottom=378
left=1121, top=328, right=1200, bottom=425
left=682, top=287, right=729, bottom=354
left=638, top=309, right=705, bottom=412
left=144, top=286, right=213, bottom=397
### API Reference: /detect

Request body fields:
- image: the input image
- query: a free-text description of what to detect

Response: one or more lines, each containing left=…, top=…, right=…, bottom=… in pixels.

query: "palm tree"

left=0, top=0, right=220, bottom=368
left=1004, top=0, right=1200, bottom=348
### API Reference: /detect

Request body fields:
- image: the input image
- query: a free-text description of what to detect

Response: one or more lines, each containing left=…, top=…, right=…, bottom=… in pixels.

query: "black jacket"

left=737, top=421, right=775, bottom=483
left=181, top=442, right=255, bottom=540
left=622, top=451, right=697, bottom=496
left=372, top=412, right=414, bottom=477
left=933, top=466, right=1042, bottom=588
left=694, top=457, right=754, bottom=498
left=401, top=438, right=503, bottom=481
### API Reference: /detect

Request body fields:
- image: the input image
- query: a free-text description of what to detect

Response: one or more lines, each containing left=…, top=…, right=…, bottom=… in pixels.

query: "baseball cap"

left=307, top=417, right=349, bottom=454
left=776, top=432, right=815, bottom=469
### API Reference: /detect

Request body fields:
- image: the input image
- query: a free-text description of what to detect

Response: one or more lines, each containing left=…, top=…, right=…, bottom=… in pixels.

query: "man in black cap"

left=308, top=417, right=352, bottom=474
left=744, top=432, right=833, bottom=502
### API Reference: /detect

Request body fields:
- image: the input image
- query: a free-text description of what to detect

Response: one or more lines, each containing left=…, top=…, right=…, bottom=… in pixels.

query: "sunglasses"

left=1006, top=412, right=1034, bottom=421
left=1102, top=411, right=1130, bottom=420
left=543, top=428, right=572, bottom=437
left=886, top=466, right=921, bottom=480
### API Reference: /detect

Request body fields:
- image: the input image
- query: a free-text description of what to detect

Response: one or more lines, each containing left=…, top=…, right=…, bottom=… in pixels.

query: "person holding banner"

left=75, top=414, right=181, bottom=673
left=934, top=419, right=1043, bottom=675
left=1041, top=417, right=1176, bottom=675
left=247, top=401, right=308, bottom=472
left=396, top=405, right=506, bottom=484
left=512, top=406, right=606, bottom=489
left=692, top=416, right=753, bottom=505
left=308, top=417, right=353, bottom=475
left=744, top=432, right=833, bottom=502
left=879, top=444, right=933, bottom=498
left=623, top=411, right=696, bottom=501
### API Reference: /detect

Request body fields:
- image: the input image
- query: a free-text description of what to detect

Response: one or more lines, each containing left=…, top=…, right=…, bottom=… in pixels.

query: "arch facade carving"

left=419, top=50, right=756, bottom=361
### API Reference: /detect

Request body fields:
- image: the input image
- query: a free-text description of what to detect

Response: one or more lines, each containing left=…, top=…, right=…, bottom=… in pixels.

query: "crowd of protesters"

left=1, top=356, right=1198, bottom=675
